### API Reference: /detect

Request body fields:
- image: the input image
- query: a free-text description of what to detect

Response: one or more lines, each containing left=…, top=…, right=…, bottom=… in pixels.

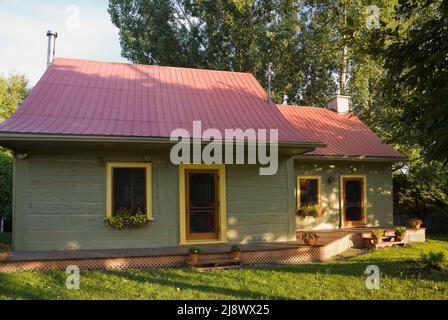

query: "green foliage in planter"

left=395, top=227, right=407, bottom=239
left=301, top=232, right=319, bottom=240
left=104, top=215, right=128, bottom=230
left=188, top=247, right=203, bottom=255
left=230, top=245, right=241, bottom=253
left=104, top=208, right=150, bottom=230
left=297, top=204, right=321, bottom=218
left=128, top=212, right=150, bottom=228
left=371, top=229, right=385, bottom=240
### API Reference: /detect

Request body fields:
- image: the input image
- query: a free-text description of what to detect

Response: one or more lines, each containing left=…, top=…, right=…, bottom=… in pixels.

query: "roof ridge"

left=277, top=104, right=328, bottom=110
left=52, top=57, right=255, bottom=76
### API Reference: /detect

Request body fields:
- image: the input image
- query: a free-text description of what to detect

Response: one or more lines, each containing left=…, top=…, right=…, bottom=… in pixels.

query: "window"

left=297, top=176, right=321, bottom=209
left=179, top=164, right=227, bottom=245
left=106, top=162, right=152, bottom=219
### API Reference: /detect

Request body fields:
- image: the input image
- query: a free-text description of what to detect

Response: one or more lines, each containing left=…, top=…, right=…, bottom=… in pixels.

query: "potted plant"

left=128, top=209, right=150, bottom=228
left=297, top=204, right=324, bottom=218
left=188, top=247, right=202, bottom=263
left=394, top=227, right=407, bottom=241
left=230, top=245, right=241, bottom=260
left=301, top=232, right=319, bottom=245
left=408, top=218, right=423, bottom=230
left=0, top=243, right=11, bottom=261
left=104, top=207, right=151, bottom=230
left=371, top=229, right=385, bottom=244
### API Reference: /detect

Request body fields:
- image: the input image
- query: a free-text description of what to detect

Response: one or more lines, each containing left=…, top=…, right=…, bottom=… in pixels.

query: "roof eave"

left=0, top=132, right=327, bottom=149
left=294, top=154, right=407, bottom=162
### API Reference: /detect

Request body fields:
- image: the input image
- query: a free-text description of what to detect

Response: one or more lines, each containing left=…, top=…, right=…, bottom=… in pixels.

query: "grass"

left=1, top=236, right=448, bottom=300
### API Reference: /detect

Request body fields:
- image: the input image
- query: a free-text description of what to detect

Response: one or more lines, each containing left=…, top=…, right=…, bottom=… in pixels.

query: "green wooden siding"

left=12, top=144, right=394, bottom=251
left=13, top=147, right=296, bottom=251
left=295, top=160, right=394, bottom=230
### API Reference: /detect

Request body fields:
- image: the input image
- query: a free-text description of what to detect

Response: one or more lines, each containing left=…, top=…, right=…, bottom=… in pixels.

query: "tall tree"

left=0, top=73, right=29, bottom=218
left=109, top=0, right=339, bottom=106
left=374, top=0, right=448, bottom=163
left=0, top=73, right=28, bottom=122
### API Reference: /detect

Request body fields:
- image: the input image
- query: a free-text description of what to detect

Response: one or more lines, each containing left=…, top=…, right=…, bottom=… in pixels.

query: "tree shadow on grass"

left=249, top=259, right=448, bottom=282
left=103, top=269, right=291, bottom=300
left=0, top=272, right=55, bottom=300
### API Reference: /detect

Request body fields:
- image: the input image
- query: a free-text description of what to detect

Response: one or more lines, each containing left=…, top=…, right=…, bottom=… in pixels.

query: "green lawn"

left=1, top=236, right=448, bottom=300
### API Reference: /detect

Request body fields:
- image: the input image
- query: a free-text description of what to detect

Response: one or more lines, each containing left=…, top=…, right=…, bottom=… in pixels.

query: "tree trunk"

left=339, top=45, right=347, bottom=95
left=339, top=3, right=347, bottom=95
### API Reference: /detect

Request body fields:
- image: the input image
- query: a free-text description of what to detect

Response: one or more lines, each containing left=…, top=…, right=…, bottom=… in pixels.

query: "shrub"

left=420, top=251, right=445, bottom=271
left=189, top=247, right=203, bottom=255
left=0, top=243, right=10, bottom=255
left=0, top=150, right=13, bottom=218
left=230, top=245, right=241, bottom=253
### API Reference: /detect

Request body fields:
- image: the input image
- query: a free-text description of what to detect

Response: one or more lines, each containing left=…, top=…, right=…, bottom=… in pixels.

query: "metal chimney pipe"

left=266, top=62, right=274, bottom=104
left=46, top=30, right=58, bottom=68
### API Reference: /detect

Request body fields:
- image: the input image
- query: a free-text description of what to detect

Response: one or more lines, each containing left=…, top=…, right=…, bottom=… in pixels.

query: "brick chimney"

left=327, top=95, right=350, bottom=113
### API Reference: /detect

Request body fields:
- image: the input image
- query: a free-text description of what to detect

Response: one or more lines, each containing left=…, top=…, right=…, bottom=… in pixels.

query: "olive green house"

left=0, top=58, right=403, bottom=252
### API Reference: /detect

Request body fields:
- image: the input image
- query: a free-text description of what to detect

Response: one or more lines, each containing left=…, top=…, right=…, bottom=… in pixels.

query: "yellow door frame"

left=340, top=175, right=367, bottom=227
left=179, top=164, right=227, bottom=245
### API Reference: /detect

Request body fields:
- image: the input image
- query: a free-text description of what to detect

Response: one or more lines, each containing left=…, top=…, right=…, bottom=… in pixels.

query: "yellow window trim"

left=296, top=175, right=321, bottom=210
left=106, top=162, right=153, bottom=220
left=179, top=164, right=227, bottom=245
left=340, top=175, right=367, bottom=226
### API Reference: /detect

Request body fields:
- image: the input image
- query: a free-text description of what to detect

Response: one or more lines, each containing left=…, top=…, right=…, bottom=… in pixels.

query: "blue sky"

left=0, top=0, right=128, bottom=85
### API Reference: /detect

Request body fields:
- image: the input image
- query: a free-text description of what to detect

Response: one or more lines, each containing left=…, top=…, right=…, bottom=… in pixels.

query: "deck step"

left=188, top=258, right=241, bottom=271
left=191, top=264, right=242, bottom=272
left=367, top=241, right=405, bottom=249
left=187, top=258, right=241, bottom=267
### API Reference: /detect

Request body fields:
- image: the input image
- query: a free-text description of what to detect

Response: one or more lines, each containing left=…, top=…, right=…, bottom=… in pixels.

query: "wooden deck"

left=0, top=227, right=426, bottom=272
left=5, top=242, right=310, bottom=262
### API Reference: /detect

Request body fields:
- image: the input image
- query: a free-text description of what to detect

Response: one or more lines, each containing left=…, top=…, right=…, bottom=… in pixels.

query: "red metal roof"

left=278, top=105, right=404, bottom=158
left=0, top=58, right=317, bottom=144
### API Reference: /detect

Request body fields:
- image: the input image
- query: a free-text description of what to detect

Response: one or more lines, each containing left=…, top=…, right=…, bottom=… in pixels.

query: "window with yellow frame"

left=296, top=176, right=321, bottom=210
left=106, top=162, right=153, bottom=220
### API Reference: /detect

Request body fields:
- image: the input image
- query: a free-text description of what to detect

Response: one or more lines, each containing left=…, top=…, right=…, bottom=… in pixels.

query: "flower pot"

left=303, top=238, right=317, bottom=246
left=231, top=251, right=241, bottom=260
left=395, top=235, right=405, bottom=242
left=0, top=244, right=11, bottom=261
left=373, top=237, right=383, bottom=244
left=190, top=253, right=199, bottom=263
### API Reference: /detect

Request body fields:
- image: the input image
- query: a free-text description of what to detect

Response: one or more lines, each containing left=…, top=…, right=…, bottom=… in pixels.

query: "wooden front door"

left=342, top=178, right=365, bottom=227
left=185, top=170, right=220, bottom=241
